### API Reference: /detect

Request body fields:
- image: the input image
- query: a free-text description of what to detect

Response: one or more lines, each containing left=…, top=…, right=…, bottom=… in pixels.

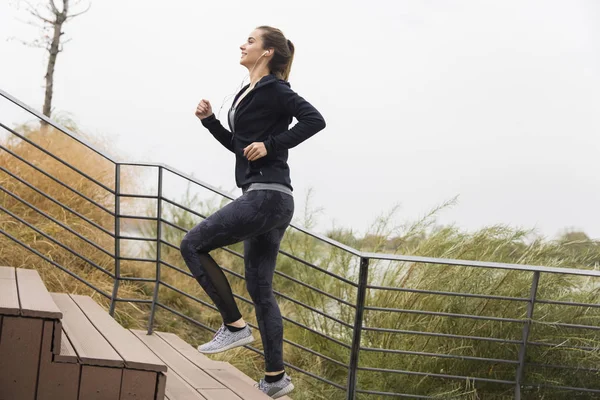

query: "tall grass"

left=2, top=123, right=600, bottom=399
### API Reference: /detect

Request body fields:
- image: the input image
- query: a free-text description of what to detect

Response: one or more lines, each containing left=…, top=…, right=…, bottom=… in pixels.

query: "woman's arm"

left=200, top=114, right=235, bottom=153
left=195, top=99, right=234, bottom=153
left=263, top=84, right=326, bottom=155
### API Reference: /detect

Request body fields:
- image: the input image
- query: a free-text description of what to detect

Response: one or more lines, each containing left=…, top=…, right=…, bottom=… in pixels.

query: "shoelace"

left=255, top=379, right=268, bottom=390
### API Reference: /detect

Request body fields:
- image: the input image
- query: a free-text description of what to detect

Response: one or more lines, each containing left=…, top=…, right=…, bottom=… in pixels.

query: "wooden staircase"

left=0, top=266, right=288, bottom=400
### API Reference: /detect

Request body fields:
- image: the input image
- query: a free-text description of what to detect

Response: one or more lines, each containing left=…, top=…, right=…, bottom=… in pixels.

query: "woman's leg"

left=180, top=190, right=292, bottom=325
left=243, top=193, right=294, bottom=373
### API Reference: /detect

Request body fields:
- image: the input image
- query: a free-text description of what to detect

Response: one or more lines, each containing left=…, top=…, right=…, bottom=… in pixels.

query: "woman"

left=179, top=26, right=326, bottom=398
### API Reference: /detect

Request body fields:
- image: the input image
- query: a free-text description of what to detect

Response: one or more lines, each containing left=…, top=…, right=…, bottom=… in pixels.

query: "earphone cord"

left=217, top=54, right=265, bottom=120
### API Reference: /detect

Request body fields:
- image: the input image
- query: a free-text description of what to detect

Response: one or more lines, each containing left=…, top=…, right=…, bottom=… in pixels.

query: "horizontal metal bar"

left=534, top=321, right=600, bottom=331
left=0, top=185, right=115, bottom=257
left=361, top=325, right=522, bottom=344
left=119, top=256, right=156, bottom=263
left=118, top=277, right=156, bottom=283
left=119, top=193, right=158, bottom=200
left=364, top=305, right=523, bottom=323
left=287, top=224, right=363, bottom=257
left=1, top=166, right=114, bottom=236
left=526, top=362, right=600, bottom=373
left=362, top=252, right=600, bottom=277
left=160, top=197, right=208, bottom=219
left=119, top=235, right=156, bottom=242
left=274, top=269, right=356, bottom=309
left=0, top=122, right=115, bottom=194
left=160, top=239, right=180, bottom=251
left=160, top=218, right=187, bottom=232
left=0, top=205, right=115, bottom=278
left=0, top=228, right=112, bottom=298
left=355, top=389, right=434, bottom=399
left=523, top=383, right=600, bottom=393
left=0, top=89, right=116, bottom=163
left=278, top=249, right=359, bottom=287
left=274, top=291, right=355, bottom=329
left=527, top=341, right=599, bottom=351
left=357, top=366, right=515, bottom=385
left=156, top=302, right=348, bottom=389
left=536, top=299, right=600, bottom=309
left=360, top=346, right=519, bottom=365
left=0, top=144, right=115, bottom=216
left=114, top=298, right=153, bottom=304
left=119, top=214, right=157, bottom=221
left=366, top=284, right=528, bottom=302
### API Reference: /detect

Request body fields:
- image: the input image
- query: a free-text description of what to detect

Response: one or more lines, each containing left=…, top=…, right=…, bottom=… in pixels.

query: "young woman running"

left=179, top=26, right=326, bottom=398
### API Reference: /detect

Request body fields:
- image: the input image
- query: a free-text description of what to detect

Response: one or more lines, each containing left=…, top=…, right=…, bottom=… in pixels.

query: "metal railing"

left=1, top=88, right=600, bottom=399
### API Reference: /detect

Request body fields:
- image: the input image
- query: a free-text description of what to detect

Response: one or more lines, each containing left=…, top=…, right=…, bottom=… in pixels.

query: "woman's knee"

left=246, top=279, right=273, bottom=303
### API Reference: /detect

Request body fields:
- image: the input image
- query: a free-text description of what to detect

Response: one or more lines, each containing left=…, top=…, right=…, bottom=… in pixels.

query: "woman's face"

left=240, top=29, right=267, bottom=68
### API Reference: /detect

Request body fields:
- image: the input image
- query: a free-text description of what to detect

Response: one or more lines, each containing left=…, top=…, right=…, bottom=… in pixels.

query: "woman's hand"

left=195, top=99, right=213, bottom=120
left=243, top=142, right=267, bottom=161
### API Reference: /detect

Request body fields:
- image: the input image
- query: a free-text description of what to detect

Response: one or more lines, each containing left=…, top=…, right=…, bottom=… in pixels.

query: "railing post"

left=109, top=163, right=121, bottom=317
left=347, top=257, right=369, bottom=400
left=515, top=271, right=540, bottom=399
left=147, top=166, right=163, bottom=334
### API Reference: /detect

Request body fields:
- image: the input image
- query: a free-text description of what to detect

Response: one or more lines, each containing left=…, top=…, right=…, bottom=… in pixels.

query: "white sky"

left=1, top=0, right=599, bottom=240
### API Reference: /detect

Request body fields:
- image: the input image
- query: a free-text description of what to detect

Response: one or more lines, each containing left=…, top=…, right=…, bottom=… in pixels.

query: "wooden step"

left=0, top=266, right=20, bottom=316
left=50, top=292, right=124, bottom=368
left=37, top=320, right=80, bottom=400
left=54, top=327, right=78, bottom=363
left=0, top=315, right=44, bottom=399
left=0, top=267, right=64, bottom=357
left=70, top=294, right=166, bottom=372
left=131, top=329, right=275, bottom=400
left=17, top=268, right=62, bottom=319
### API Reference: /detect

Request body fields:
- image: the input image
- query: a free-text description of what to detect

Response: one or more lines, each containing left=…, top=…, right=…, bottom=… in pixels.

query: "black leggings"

left=179, top=189, right=294, bottom=372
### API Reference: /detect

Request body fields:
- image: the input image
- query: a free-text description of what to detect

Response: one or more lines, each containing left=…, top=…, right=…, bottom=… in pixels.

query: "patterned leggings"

left=179, top=189, right=294, bottom=372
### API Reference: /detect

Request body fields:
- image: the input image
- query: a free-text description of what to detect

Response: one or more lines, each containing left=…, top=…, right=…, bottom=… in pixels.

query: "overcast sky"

left=1, top=0, right=599, bottom=240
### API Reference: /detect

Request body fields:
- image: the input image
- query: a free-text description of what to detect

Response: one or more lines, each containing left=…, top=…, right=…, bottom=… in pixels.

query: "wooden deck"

left=0, top=266, right=292, bottom=400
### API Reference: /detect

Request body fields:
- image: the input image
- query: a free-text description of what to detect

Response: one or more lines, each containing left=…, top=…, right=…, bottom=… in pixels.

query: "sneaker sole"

left=197, top=334, right=254, bottom=354
left=271, top=382, right=294, bottom=399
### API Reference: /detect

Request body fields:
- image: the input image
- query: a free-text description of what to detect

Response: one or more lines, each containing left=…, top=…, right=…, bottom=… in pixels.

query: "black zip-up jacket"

left=200, top=74, right=326, bottom=191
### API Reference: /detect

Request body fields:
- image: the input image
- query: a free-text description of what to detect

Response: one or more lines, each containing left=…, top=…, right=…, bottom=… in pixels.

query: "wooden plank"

left=51, top=293, right=123, bottom=368
left=156, top=372, right=167, bottom=400
left=17, top=268, right=62, bottom=319
left=71, top=294, right=166, bottom=372
left=0, top=316, right=43, bottom=400
left=219, top=367, right=294, bottom=400
left=204, top=369, right=272, bottom=400
left=130, top=329, right=224, bottom=390
left=120, top=369, right=158, bottom=400
left=78, top=365, right=123, bottom=400
left=0, top=266, right=19, bottom=316
left=52, top=320, right=63, bottom=355
left=154, top=331, right=230, bottom=370
left=162, top=370, right=207, bottom=400
left=198, top=388, right=242, bottom=400
left=54, top=327, right=79, bottom=363
left=37, top=320, right=80, bottom=400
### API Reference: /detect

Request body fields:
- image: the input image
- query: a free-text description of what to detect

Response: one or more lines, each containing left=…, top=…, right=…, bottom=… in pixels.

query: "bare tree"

left=16, top=0, right=90, bottom=120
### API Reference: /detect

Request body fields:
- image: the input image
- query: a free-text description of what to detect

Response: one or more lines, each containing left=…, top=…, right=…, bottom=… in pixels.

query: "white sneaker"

left=197, top=324, right=254, bottom=354
left=255, top=373, right=295, bottom=398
